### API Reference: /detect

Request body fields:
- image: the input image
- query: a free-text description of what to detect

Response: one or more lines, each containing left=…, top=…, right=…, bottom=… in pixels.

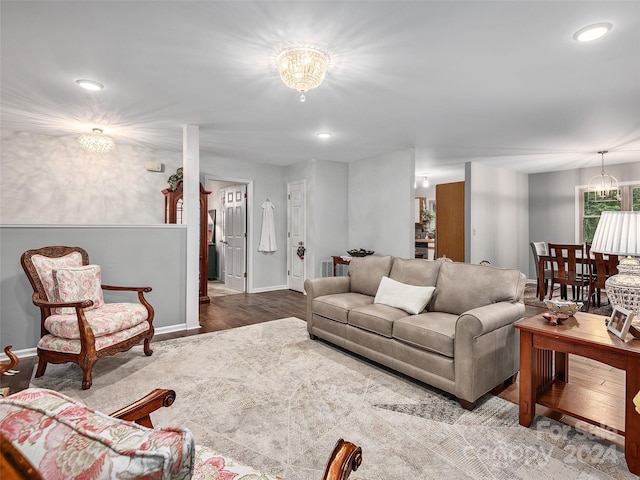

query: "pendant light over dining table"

left=276, top=47, right=329, bottom=102
left=587, top=150, right=619, bottom=202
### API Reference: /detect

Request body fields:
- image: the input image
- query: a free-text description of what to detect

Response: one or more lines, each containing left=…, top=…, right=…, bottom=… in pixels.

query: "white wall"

left=0, top=131, right=182, bottom=224
left=466, top=162, right=529, bottom=272
left=348, top=149, right=415, bottom=258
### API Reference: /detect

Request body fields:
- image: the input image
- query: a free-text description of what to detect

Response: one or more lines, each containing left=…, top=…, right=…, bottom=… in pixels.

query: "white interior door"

left=224, top=184, right=247, bottom=291
left=287, top=181, right=305, bottom=293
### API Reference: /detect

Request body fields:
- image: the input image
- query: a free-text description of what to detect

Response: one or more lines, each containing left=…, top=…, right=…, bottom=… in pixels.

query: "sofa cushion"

left=430, top=262, right=525, bottom=315
left=313, top=293, right=373, bottom=323
left=348, top=255, right=393, bottom=297
left=0, top=388, right=195, bottom=480
left=348, top=304, right=409, bottom=337
left=31, top=252, right=84, bottom=303
left=45, top=303, right=149, bottom=339
left=39, top=322, right=150, bottom=354
left=389, top=258, right=441, bottom=286
left=374, top=276, right=435, bottom=315
left=52, top=264, right=105, bottom=314
left=393, top=312, right=457, bottom=357
left=193, top=445, right=279, bottom=480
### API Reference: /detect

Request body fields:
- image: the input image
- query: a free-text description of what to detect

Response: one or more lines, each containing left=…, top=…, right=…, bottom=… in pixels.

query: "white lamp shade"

left=590, top=211, right=640, bottom=256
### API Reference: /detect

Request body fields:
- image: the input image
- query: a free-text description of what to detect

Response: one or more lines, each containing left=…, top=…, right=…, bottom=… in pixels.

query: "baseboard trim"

left=0, top=346, right=37, bottom=360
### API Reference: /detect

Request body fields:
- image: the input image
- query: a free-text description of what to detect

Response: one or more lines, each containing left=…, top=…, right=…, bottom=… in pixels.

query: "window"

left=580, top=184, right=640, bottom=243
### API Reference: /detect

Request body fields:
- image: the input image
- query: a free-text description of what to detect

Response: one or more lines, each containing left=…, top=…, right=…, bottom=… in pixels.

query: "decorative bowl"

left=542, top=312, right=568, bottom=326
left=544, top=299, right=583, bottom=316
left=347, top=249, right=374, bottom=257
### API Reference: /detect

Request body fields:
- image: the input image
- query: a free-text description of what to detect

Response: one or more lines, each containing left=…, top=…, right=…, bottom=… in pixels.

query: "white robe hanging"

left=258, top=200, right=277, bottom=252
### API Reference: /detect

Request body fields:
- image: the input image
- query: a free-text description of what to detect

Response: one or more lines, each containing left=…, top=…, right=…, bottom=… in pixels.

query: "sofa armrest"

left=110, top=389, right=176, bottom=428
left=455, top=301, right=525, bottom=337
left=304, top=277, right=351, bottom=299
left=454, top=301, right=524, bottom=404
left=304, top=277, right=351, bottom=335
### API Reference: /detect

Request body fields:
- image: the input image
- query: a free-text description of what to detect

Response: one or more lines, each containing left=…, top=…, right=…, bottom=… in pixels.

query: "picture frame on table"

left=607, top=306, right=635, bottom=340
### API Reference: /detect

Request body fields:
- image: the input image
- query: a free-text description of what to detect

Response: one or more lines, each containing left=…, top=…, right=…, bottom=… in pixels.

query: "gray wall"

left=348, top=149, right=415, bottom=258
left=528, top=161, right=640, bottom=278
left=0, top=226, right=186, bottom=352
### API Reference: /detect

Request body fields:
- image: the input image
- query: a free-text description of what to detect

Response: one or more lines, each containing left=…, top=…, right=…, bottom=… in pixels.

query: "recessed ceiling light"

left=75, top=79, right=104, bottom=91
left=573, top=22, right=612, bottom=42
left=316, top=132, right=332, bottom=139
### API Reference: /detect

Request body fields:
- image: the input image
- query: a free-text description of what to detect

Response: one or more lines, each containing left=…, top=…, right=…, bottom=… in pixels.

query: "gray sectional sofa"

left=304, top=256, right=526, bottom=409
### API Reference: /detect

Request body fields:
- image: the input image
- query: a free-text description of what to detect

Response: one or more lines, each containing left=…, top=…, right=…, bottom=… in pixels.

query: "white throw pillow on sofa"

left=374, top=276, right=435, bottom=315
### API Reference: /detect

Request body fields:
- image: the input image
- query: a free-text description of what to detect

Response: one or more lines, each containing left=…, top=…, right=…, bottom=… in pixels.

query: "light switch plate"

left=145, top=161, right=163, bottom=172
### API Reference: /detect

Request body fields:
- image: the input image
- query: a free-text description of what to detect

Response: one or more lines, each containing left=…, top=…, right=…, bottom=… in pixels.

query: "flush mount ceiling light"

left=316, top=131, right=332, bottom=139
left=75, top=79, right=104, bottom=91
left=276, top=47, right=329, bottom=102
left=78, top=128, right=115, bottom=153
left=587, top=150, right=619, bottom=202
left=573, top=22, right=612, bottom=42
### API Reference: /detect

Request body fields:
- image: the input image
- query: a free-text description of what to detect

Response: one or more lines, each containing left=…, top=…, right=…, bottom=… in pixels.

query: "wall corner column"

left=183, top=125, right=200, bottom=330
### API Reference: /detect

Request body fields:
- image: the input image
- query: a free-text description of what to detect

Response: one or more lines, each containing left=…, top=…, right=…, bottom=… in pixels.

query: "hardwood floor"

left=197, top=289, right=307, bottom=334
left=2, top=289, right=625, bottom=446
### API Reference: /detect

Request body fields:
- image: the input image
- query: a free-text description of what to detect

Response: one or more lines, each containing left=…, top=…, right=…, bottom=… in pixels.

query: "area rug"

left=30, top=318, right=634, bottom=479
left=523, top=282, right=613, bottom=317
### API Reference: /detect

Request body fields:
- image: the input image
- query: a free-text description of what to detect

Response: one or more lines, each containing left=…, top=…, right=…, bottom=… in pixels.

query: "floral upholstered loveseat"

left=0, top=388, right=362, bottom=480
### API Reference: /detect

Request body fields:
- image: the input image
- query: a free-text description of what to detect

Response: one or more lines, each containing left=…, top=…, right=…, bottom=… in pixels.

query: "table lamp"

left=590, top=211, right=640, bottom=318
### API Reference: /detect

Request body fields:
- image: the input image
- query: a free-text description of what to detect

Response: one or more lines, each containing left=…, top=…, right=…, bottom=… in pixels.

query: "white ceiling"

left=2, top=1, right=639, bottom=179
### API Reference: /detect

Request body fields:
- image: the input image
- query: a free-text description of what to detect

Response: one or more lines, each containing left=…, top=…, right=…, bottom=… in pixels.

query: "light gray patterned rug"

left=30, top=318, right=634, bottom=479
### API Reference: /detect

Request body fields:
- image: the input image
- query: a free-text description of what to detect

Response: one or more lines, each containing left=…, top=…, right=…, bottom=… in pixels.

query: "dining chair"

left=547, top=243, right=590, bottom=303
left=585, top=243, right=619, bottom=310
left=530, top=242, right=551, bottom=297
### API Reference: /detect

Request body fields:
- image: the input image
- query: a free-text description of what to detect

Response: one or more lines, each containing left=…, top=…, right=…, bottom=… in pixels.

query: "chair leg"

left=80, top=357, right=96, bottom=390
left=34, top=357, right=48, bottom=378
left=143, top=338, right=153, bottom=357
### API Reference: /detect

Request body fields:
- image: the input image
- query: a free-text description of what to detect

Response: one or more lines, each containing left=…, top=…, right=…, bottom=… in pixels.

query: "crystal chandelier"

left=587, top=150, right=619, bottom=202
left=78, top=128, right=116, bottom=153
left=276, top=47, right=329, bottom=102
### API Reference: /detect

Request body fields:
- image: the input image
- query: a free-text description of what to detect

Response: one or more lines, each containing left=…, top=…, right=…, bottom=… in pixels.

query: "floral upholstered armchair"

left=21, top=246, right=155, bottom=389
left=0, top=388, right=363, bottom=480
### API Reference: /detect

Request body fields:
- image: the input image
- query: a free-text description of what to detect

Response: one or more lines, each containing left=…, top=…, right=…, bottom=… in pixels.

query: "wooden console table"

left=515, top=312, right=640, bottom=475
left=332, top=256, right=350, bottom=277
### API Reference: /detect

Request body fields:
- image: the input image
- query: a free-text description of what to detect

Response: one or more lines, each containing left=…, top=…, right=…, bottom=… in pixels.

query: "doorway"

left=222, top=184, right=247, bottom=292
left=204, top=177, right=250, bottom=295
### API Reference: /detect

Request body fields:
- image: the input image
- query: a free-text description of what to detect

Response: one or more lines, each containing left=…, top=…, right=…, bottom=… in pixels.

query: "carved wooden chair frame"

left=20, top=246, right=154, bottom=389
